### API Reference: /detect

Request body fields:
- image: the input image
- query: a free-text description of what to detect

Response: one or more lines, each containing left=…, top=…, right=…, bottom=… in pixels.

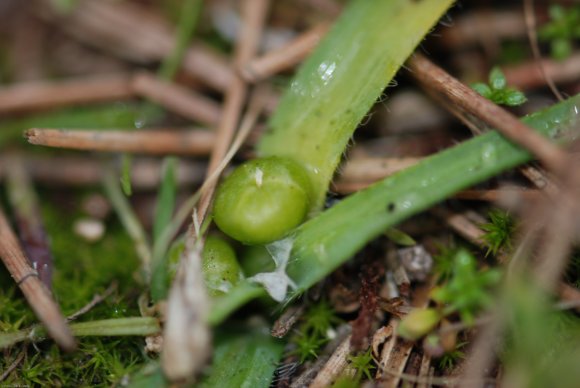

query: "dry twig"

left=310, top=335, right=352, bottom=388
left=0, top=351, right=26, bottom=382
left=408, top=54, right=568, bottom=173
left=523, top=0, right=564, bottom=101
left=37, top=0, right=233, bottom=91
left=0, top=74, right=133, bottom=114
left=67, top=281, right=118, bottom=322
left=0, top=205, right=75, bottom=351
left=5, top=157, right=54, bottom=290
left=503, top=53, right=580, bottom=90
left=241, top=23, right=329, bottom=83
left=26, top=128, right=215, bottom=156
left=132, top=72, right=221, bottom=126
left=0, top=154, right=206, bottom=189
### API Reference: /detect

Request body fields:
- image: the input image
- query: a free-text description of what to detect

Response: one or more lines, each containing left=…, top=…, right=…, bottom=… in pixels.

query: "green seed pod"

left=397, top=308, right=441, bottom=341
left=240, top=245, right=276, bottom=277
left=213, top=156, right=312, bottom=245
left=202, top=236, right=244, bottom=297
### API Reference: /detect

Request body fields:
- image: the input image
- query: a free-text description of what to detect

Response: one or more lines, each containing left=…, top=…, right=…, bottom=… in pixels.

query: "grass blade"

left=150, top=157, right=177, bottom=301
left=259, top=0, right=456, bottom=208
left=209, top=95, right=580, bottom=324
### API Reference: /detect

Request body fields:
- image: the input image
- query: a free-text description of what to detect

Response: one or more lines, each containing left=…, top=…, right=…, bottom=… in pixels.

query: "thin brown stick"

left=0, top=350, right=26, bottom=382
left=453, top=189, right=541, bottom=202
left=5, top=157, right=53, bottom=290
left=67, top=281, right=118, bottom=322
left=195, top=0, right=270, bottom=223
left=38, top=0, right=233, bottom=91
left=407, top=54, right=568, bottom=173
left=131, top=72, right=221, bottom=127
left=339, top=157, right=421, bottom=182
left=440, top=9, right=528, bottom=49
left=26, top=128, right=216, bottom=156
left=310, top=335, right=352, bottom=388
left=459, top=309, right=504, bottom=387
left=0, top=154, right=206, bottom=189
left=0, top=205, right=75, bottom=351
left=503, top=52, right=580, bottom=90
left=519, top=164, right=560, bottom=198
left=297, top=0, right=343, bottom=17
left=241, top=23, right=330, bottom=83
left=0, top=74, right=133, bottom=115
left=423, top=79, right=561, bottom=199
left=431, top=206, right=488, bottom=251
left=523, top=0, right=564, bottom=101
left=271, top=305, right=305, bottom=338
left=416, top=352, right=432, bottom=388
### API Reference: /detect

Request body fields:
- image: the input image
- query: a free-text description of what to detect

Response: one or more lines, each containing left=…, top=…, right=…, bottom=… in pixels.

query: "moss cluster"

left=0, top=190, right=150, bottom=386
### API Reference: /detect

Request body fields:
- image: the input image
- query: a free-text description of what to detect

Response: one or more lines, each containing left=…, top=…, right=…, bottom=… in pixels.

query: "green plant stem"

left=103, top=167, right=152, bottom=279
left=148, top=0, right=202, bottom=301
left=0, top=317, right=160, bottom=350
left=150, top=157, right=177, bottom=302
left=158, top=0, right=203, bottom=80
left=208, top=95, right=580, bottom=324
left=258, top=0, right=455, bottom=209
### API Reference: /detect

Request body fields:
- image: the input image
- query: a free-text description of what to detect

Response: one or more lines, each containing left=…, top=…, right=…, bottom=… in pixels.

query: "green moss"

left=0, top=192, right=149, bottom=386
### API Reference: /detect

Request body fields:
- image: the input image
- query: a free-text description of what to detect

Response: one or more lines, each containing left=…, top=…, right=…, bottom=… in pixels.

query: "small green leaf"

left=398, top=308, right=441, bottom=340
left=551, top=38, right=572, bottom=61
left=120, top=154, right=133, bottom=196
left=431, top=250, right=501, bottom=326
left=348, top=348, right=376, bottom=381
left=549, top=5, right=565, bottom=21
left=384, top=227, right=416, bottom=246
left=481, top=209, right=515, bottom=256
left=504, top=90, right=528, bottom=107
left=153, top=157, right=177, bottom=243
left=489, top=67, right=507, bottom=90
left=471, top=83, right=492, bottom=98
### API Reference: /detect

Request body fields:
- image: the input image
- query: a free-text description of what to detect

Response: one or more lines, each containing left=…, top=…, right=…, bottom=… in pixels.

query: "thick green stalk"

left=259, top=0, right=455, bottom=209
left=209, top=95, right=580, bottom=324
left=0, top=317, right=160, bottom=349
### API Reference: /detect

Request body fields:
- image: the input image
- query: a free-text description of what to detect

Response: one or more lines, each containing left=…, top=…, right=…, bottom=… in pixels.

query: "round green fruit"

left=202, top=236, right=243, bottom=296
left=213, top=156, right=312, bottom=245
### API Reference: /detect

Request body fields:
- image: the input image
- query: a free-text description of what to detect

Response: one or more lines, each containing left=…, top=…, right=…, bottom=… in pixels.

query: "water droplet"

left=479, top=143, right=497, bottom=167
left=317, top=61, right=337, bottom=84
left=134, top=118, right=146, bottom=129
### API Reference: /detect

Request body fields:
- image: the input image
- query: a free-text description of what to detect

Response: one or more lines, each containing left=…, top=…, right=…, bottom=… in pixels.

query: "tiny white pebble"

left=73, top=218, right=105, bottom=243
left=254, top=167, right=263, bottom=187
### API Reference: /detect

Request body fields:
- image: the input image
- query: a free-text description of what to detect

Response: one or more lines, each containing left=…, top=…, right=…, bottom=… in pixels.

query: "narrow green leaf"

left=209, top=95, right=580, bottom=324
left=153, top=157, right=177, bottom=243
left=158, top=0, right=203, bottom=80
left=384, top=228, right=417, bottom=246
left=120, top=154, right=133, bottom=196
left=258, top=0, right=456, bottom=209
left=103, top=167, right=152, bottom=277
left=199, top=326, right=284, bottom=388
